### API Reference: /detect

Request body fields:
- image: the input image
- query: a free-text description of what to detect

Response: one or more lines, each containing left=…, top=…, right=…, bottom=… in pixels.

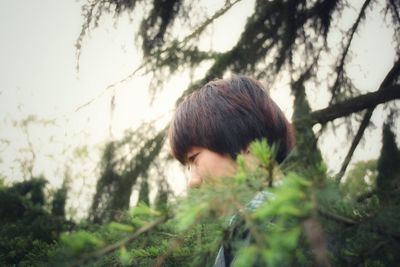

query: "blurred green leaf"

left=118, top=246, right=131, bottom=266
left=60, top=231, right=104, bottom=253
left=130, top=202, right=161, bottom=217
left=249, top=139, right=272, bottom=166
left=233, top=245, right=258, bottom=267
left=108, top=222, right=134, bottom=233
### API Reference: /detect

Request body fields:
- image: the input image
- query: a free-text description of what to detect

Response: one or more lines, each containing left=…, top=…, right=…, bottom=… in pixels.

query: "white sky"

left=0, top=0, right=398, bottom=218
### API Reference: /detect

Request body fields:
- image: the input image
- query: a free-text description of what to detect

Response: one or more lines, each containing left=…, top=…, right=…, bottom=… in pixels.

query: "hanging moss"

left=89, top=124, right=166, bottom=223
left=289, top=72, right=324, bottom=178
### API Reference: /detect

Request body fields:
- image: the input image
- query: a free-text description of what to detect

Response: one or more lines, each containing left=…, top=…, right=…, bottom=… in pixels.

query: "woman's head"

left=169, top=75, right=295, bottom=186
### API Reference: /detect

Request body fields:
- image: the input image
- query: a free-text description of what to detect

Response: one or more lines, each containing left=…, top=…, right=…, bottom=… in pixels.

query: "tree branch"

left=389, top=0, right=400, bottom=25
left=330, top=0, right=372, bottom=103
left=318, top=208, right=357, bottom=226
left=179, top=0, right=242, bottom=47
left=317, top=208, right=400, bottom=242
left=76, top=216, right=167, bottom=266
left=301, top=85, right=400, bottom=126
left=334, top=109, right=373, bottom=183
left=335, top=59, right=400, bottom=182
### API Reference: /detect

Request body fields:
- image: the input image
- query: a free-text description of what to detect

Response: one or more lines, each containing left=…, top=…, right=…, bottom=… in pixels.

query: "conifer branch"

left=76, top=216, right=167, bottom=265
left=389, top=0, right=400, bottom=25
left=152, top=236, right=184, bottom=267
left=330, top=0, right=372, bottom=103
left=356, top=190, right=376, bottom=202
left=232, top=198, right=265, bottom=247
left=303, top=84, right=400, bottom=126
left=335, top=59, right=400, bottom=182
left=74, top=1, right=239, bottom=112
left=317, top=208, right=357, bottom=226
left=335, top=109, right=373, bottom=183
left=178, top=0, right=242, bottom=47
left=318, top=208, right=400, bottom=242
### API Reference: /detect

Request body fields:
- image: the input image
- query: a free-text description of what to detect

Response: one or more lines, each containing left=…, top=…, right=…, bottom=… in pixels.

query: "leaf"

left=130, top=202, right=161, bottom=217
left=232, top=245, right=258, bottom=267
left=249, top=139, right=272, bottom=166
left=108, top=222, right=134, bottom=233
left=60, top=231, right=104, bottom=253
left=175, top=201, right=208, bottom=232
left=118, top=246, right=131, bottom=266
left=281, top=227, right=301, bottom=248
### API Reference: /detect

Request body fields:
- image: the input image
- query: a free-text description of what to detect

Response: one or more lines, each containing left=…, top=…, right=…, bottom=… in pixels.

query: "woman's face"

left=185, top=146, right=237, bottom=188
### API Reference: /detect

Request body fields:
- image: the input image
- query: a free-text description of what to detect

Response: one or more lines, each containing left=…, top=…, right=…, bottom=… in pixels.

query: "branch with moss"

left=335, top=59, right=400, bottom=182
left=301, top=84, right=400, bottom=126
left=330, top=0, right=372, bottom=103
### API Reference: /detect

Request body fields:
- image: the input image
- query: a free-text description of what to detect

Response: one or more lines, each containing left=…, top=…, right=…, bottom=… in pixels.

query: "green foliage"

left=137, top=176, right=150, bottom=205
left=108, top=222, right=135, bottom=233
left=3, top=140, right=400, bottom=266
left=73, top=1, right=400, bottom=264
left=319, top=164, right=400, bottom=267
left=234, top=173, right=312, bottom=267
left=11, top=176, right=47, bottom=206
left=154, top=181, right=170, bottom=212
left=341, top=160, right=377, bottom=198
left=249, top=138, right=273, bottom=166
left=51, top=184, right=68, bottom=217
left=42, top=140, right=400, bottom=266
left=0, top=177, right=72, bottom=266
left=130, top=202, right=161, bottom=218
left=61, top=231, right=104, bottom=253
left=2, top=0, right=398, bottom=265
left=291, top=81, right=324, bottom=176
left=376, top=119, right=400, bottom=204
left=118, top=246, right=131, bottom=266
left=42, top=140, right=316, bottom=266
left=89, top=124, right=165, bottom=224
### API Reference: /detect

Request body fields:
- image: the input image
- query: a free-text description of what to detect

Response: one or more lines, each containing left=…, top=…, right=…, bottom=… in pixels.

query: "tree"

left=0, top=178, right=73, bottom=266
left=341, top=159, right=377, bottom=198
left=51, top=170, right=70, bottom=217
left=79, top=0, right=400, bottom=222
left=47, top=140, right=400, bottom=266
left=88, top=124, right=165, bottom=223
left=376, top=115, right=400, bottom=204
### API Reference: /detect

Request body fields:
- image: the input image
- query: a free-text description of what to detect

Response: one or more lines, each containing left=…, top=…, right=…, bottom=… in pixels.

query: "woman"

left=169, top=75, right=295, bottom=188
left=168, top=75, right=295, bottom=266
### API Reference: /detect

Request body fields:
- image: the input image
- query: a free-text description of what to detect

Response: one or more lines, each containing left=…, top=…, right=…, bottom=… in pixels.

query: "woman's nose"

left=188, top=168, right=202, bottom=188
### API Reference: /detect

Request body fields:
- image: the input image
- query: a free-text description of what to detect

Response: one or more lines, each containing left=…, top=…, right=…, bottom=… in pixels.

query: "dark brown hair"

left=169, top=75, right=295, bottom=164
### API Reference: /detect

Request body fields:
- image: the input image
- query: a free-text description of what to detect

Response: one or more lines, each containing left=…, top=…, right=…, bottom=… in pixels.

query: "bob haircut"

left=169, top=75, right=295, bottom=165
